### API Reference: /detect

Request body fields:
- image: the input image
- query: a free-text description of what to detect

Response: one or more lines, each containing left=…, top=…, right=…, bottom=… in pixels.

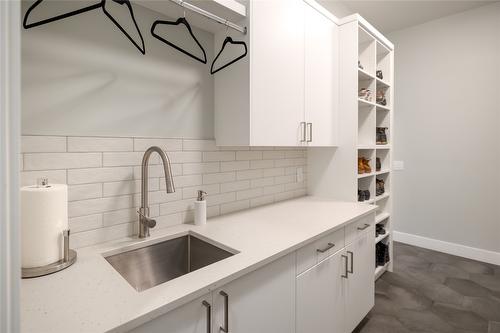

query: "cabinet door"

left=250, top=0, right=304, bottom=146
left=304, top=2, right=339, bottom=147
left=212, top=254, right=295, bottom=333
left=129, top=293, right=212, bottom=333
left=296, top=251, right=345, bottom=333
left=344, top=227, right=375, bottom=333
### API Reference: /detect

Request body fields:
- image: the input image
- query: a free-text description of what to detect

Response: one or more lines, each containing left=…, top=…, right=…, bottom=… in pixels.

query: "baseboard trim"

left=393, top=231, right=500, bottom=266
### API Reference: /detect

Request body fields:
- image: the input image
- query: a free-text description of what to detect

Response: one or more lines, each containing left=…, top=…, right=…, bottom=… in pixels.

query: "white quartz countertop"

left=21, top=196, right=376, bottom=333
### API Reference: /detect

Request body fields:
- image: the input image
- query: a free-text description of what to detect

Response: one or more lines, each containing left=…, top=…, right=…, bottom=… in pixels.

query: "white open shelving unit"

left=356, top=25, right=394, bottom=279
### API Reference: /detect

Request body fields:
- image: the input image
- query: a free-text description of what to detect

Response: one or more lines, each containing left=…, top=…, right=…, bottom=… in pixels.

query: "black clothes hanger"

left=151, top=17, right=207, bottom=64
left=23, top=0, right=103, bottom=29
left=102, top=0, right=145, bottom=54
left=211, top=36, right=247, bottom=75
left=23, top=0, right=145, bottom=54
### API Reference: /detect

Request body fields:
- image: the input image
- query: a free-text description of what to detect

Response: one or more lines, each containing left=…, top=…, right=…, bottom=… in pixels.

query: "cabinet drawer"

left=345, top=213, right=375, bottom=245
left=296, top=227, right=344, bottom=275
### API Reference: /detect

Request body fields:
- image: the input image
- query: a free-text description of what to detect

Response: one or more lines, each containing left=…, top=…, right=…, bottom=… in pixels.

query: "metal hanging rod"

left=169, top=0, right=247, bottom=34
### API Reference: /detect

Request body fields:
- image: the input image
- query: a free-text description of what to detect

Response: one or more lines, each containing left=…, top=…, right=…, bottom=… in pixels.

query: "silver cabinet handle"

left=202, top=301, right=211, bottom=333
left=347, top=251, right=354, bottom=274
left=220, top=291, right=229, bottom=332
left=306, top=123, right=313, bottom=142
left=341, top=254, right=348, bottom=279
left=316, top=242, right=335, bottom=253
left=300, top=122, right=306, bottom=142
left=357, top=223, right=370, bottom=231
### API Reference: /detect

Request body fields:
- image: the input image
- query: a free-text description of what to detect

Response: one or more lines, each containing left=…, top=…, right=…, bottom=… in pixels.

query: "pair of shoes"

left=375, top=224, right=386, bottom=237
left=358, top=189, right=371, bottom=202
left=376, top=70, right=383, bottom=80
left=376, top=242, right=390, bottom=266
left=376, top=90, right=387, bottom=106
left=376, top=127, right=388, bottom=145
left=358, top=157, right=372, bottom=174
left=376, top=157, right=381, bottom=172
left=358, top=61, right=364, bottom=70
left=376, top=178, right=385, bottom=196
left=358, top=88, right=372, bottom=101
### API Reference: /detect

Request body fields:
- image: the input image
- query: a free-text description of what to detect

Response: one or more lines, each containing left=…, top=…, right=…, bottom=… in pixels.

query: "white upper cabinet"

left=214, top=0, right=338, bottom=147
left=304, top=1, right=339, bottom=147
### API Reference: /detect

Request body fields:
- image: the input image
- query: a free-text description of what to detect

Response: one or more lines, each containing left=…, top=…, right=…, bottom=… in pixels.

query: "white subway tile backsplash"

left=68, top=137, right=132, bottom=152
left=203, top=172, right=236, bottom=184
left=183, top=139, right=218, bottom=151
left=236, top=151, right=262, bottom=160
left=24, top=153, right=101, bottom=170
left=103, top=152, right=159, bottom=167
left=69, top=167, right=133, bottom=184
left=183, top=162, right=219, bottom=175
left=22, top=136, right=66, bottom=153
left=220, top=160, right=250, bottom=172
left=203, top=151, right=235, bottom=162
left=22, top=135, right=307, bottom=248
left=134, top=138, right=183, bottom=152
left=69, top=214, right=103, bottom=233
left=68, top=183, right=103, bottom=201
left=21, top=169, right=67, bottom=186
left=68, top=195, right=134, bottom=217
left=220, top=200, right=250, bottom=215
left=220, top=180, right=250, bottom=193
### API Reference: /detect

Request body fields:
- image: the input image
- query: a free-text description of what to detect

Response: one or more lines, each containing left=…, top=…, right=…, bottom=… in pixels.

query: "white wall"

left=389, top=3, right=500, bottom=254
left=22, top=0, right=214, bottom=138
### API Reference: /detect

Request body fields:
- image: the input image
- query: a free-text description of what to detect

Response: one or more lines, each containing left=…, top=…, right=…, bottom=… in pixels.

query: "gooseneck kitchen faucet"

left=138, top=146, right=175, bottom=238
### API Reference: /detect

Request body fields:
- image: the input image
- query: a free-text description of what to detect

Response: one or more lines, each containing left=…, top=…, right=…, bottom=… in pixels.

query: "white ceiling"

left=327, top=0, right=498, bottom=33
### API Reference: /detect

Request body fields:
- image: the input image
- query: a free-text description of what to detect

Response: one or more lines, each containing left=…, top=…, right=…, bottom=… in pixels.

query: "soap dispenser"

left=194, top=190, right=207, bottom=226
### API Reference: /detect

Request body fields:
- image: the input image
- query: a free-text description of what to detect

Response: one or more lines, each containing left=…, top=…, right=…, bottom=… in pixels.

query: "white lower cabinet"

left=296, top=216, right=375, bottom=333
left=130, top=293, right=212, bottom=333
left=212, top=253, right=295, bottom=333
left=296, top=251, right=345, bottom=333
left=129, top=215, right=374, bottom=333
left=344, top=225, right=375, bottom=333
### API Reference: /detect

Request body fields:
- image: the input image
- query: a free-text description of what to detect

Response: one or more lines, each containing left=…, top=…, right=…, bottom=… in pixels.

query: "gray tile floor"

left=354, top=242, right=500, bottom=333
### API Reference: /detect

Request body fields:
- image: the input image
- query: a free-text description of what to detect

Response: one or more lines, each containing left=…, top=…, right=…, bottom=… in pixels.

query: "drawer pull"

left=202, top=300, right=211, bottom=333
left=357, top=223, right=370, bottom=231
left=316, top=242, right=335, bottom=253
left=341, top=254, right=348, bottom=279
left=347, top=251, right=354, bottom=274
left=220, top=291, right=229, bottom=332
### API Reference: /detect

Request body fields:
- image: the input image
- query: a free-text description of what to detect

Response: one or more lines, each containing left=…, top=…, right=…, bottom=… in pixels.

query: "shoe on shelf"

left=358, top=88, right=372, bottom=101
left=358, top=61, right=364, bottom=70
left=376, top=157, right=382, bottom=171
left=376, top=178, right=385, bottom=196
left=363, top=190, right=371, bottom=201
left=376, top=90, right=387, bottom=106
left=376, top=127, right=388, bottom=145
left=376, top=70, right=383, bottom=80
left=358, top=190, right=365, bottom=202
left=358, top=157, right=365, bottom=174
left=363, top=157, right=372, bottom=173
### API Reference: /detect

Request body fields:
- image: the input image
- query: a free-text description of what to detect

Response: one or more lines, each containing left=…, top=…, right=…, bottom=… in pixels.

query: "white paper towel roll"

left=21, top=183, right=68, bottom=268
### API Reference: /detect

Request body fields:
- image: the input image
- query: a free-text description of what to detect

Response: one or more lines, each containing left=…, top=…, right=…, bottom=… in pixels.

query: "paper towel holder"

left=22, top=229, right=77, bottom=278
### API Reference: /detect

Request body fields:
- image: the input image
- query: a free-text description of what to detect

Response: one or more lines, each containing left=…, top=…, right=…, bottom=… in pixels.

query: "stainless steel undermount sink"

left=105, top=234, right=235, bottom=292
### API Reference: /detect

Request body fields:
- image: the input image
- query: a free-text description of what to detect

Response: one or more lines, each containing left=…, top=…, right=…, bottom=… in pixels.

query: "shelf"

left=375, top=262, right=390, bottom=280
left=376, top=77, right=391, bottom=88
left=357, top=145, right=375, bottom=150
left=359, top=199, right=375, bottom=204
left=375, top=145, right=391, bottom=149
left=358, top=98, right=376, bottom=108
left=375, top=212, right=390, bottom=223
left=375, top=192, right=390, bottom=201
left=376, top=232, right=390, bottom=244
left=376, top=104, right=390, bottom=111
left=358, top=68, right=375, bottom=80
left=376, top=169, right=390, bottom=175
left=357, top=172, right=374, bottom=179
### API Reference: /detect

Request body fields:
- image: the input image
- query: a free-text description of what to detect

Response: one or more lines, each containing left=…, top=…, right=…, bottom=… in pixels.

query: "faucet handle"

left=137, top=210, right=157, bottom=228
